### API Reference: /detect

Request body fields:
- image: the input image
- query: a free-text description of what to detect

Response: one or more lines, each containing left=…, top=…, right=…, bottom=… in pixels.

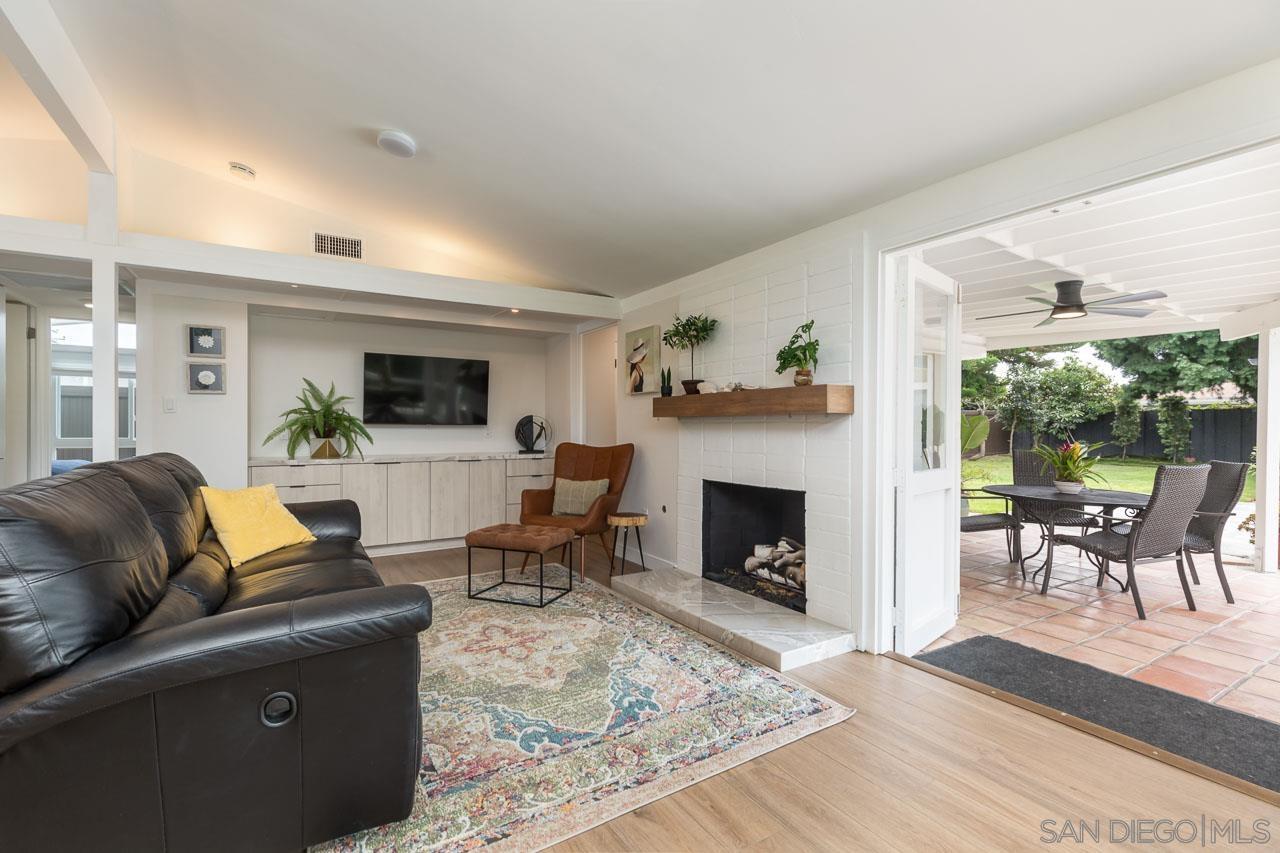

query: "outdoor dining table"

left=982, top=484, right=1152, bottom=594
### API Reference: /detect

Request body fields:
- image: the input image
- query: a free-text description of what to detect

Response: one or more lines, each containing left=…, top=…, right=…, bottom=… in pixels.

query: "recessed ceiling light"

left=290, top=284, right=299, bottom=288
left=1050, top=208, right=1061, bottom=214
left=84, top=302, right=93, bottom=308
left=377, top=129, right=417, bottom=158
left=229, top=161, right=256, bottom=181
left=510, top=308, right=520, bottom=314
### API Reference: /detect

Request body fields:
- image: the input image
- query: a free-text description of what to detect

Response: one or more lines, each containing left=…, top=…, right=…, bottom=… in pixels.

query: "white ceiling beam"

left=1220, top=298, right=1280, bottom=341
left=1000, top=164, right=1280, bottom=248
left=0, top=0, right=115, bottom=172
left=1055, top=213, right=1280, bottom=269
left=1022, top=191, right=1280, bottom=260
left=1077, top=231, right=1280, bottom=278
left=980, top=318, right=1218, bottom=350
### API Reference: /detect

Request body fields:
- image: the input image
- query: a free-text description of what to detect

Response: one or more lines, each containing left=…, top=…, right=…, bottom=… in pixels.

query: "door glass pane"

left=912, top=283, right=949, bottom=471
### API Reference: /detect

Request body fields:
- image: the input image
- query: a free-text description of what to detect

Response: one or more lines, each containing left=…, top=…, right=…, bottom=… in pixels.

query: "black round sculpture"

left=515, top=415, right=550, bottom=455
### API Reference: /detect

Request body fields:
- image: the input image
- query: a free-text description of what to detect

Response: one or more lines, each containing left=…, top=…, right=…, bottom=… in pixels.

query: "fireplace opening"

left=702, top=480, right=806, bottom=613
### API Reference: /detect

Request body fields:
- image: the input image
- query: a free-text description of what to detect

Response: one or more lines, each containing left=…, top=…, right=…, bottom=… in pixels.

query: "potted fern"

left=775, top=320, right=820, bottom=386
left=661, top=313, right=719, bottom=394
left=263, top=379, right=373, bottom=460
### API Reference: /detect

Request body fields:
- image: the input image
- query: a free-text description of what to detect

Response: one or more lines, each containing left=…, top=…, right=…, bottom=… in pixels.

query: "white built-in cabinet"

left=249, top=456, right=554, bottom=548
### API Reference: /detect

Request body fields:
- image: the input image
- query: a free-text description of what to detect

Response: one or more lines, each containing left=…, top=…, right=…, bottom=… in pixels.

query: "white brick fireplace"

left=612, top=245, right=860, bottom=670
left=671, top=248, right=857, bottom=631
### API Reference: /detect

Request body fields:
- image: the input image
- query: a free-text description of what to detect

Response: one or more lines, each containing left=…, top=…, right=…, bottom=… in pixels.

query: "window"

left=50, top=319, right=137, bottom=461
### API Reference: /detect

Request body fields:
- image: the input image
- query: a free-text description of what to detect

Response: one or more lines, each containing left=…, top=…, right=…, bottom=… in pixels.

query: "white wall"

left=249, top=314, right=548, bottom=458
left=0, top=139, right=87, bottom=224
left=581, top=323, right=617, bottom=446
left=135, top=283, right=250, bottom=487
left=615, top=299, right=680, bottom=569
left=544, top=332, right=575, bottom=450
left=3, top=301, right=30, bottom=487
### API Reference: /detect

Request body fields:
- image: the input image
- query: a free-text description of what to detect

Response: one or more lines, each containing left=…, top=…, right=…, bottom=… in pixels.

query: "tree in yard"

left=1155, top=395, right=1193, bottom=463
left=1092, top=331, right=1258, bottom=401
left=993, top=358, right=1116, bottom=443
left=961, top=355, right=1003, bottom=411
left=1111, top=397, right=1142, bottom=460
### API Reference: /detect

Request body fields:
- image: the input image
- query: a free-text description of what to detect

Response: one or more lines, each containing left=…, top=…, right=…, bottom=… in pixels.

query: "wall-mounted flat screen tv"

left=362, top=352, right=490, bottom=426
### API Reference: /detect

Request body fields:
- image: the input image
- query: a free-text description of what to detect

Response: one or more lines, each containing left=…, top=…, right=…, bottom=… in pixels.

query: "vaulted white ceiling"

left=927, top=144, right=1280, bottom=349
left=36, top=1, right=1280, bottom=297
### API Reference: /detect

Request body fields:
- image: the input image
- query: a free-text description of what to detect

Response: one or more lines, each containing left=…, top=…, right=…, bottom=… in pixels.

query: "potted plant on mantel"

left=263, top=379, right=373, bottom=460
left=1032, top=439, right=1104, bottom=494
left=662, top=313, right=719, bottom=394
left=775, top=319, right=820, bottom=386
left=659, top=366, right=673, bottom=397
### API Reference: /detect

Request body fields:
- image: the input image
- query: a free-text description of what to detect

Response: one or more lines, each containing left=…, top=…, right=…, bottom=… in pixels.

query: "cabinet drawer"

left=506, top=458, right=554, bottom=477
left=275, top=484, right=342, bottom=503
left=506, top=474, right=552, bottom=504
left=250, top=464, right=342, bottom=487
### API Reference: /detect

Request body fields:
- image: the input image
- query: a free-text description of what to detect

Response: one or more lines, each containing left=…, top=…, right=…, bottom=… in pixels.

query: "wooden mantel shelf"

left=652, top=384, right=854, bottom=418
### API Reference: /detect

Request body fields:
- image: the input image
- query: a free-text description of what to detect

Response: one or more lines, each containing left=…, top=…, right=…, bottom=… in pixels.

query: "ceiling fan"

left=976, top=280, right=1167, bottom=327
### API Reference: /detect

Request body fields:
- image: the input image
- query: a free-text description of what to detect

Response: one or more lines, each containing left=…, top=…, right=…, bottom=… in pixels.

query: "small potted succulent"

left=775, top=319, right=820, bottom=386
left=659, top=366, right=673, bottom=397
left=263, top=379, right=373, bottom=460
left=662, top=313, right=719, bottom=394
left=1032, top=439, right=1103, bottom=494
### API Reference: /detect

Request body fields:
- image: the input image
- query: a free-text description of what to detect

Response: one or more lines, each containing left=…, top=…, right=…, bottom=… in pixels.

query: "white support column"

left=88, top=171, right=118, bottom=462
left=1256, top=327, right=1280, bottom=573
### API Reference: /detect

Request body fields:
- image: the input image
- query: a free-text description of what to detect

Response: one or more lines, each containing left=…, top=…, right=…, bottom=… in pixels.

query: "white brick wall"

left=674, top=248, right=856, bottom=630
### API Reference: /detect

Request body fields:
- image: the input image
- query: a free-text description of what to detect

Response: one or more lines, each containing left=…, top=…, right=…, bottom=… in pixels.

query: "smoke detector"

left=228, top=161, right=256, bottom=181
left=376, top=129, right=417, bottom=158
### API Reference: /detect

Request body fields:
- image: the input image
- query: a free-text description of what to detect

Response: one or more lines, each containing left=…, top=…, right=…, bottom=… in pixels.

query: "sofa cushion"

left=94, top=453, right=208, bottom=575
left=167, top=551, right=230, bottom=614
left=0, top=467, right=169, bottom=693
left=125, top=586, right=205, bottom=636
left=218, top=540, right=382, bottom=613
left=231, top=539, right=375, bottom=579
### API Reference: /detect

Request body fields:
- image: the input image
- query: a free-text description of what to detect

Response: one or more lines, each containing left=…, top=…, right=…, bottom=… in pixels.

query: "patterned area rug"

left=321, top=569, right=852, bottom=851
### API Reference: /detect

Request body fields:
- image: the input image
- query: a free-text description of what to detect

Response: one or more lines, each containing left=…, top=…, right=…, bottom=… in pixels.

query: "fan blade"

left=1034, top=316, right=1057, bottom=328
left=975, top=308, right=1051, bottom=320
left=1089, top=306, right=1155, bottom=318
left=1086, top=289, right=1167, bottom=307
left=1027, top=297, right=1058, bottom=307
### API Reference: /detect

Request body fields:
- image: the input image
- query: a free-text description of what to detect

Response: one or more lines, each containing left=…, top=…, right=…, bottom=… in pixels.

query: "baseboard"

left=366, top=538, right=466, bottom=557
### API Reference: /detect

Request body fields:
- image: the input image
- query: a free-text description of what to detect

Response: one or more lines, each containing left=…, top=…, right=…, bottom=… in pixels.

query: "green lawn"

left=962, top=454, right=1256, bottom=514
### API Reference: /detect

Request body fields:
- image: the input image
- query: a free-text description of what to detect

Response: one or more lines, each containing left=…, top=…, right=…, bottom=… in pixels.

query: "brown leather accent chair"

left=520, top=442, right=635, bottom=579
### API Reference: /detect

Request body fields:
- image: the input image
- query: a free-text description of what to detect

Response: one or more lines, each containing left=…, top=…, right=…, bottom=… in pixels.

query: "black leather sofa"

left=0, top=453, right=432, bottom=851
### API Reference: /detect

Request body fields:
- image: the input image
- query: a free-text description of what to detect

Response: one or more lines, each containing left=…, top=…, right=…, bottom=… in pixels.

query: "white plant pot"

left=1053, top=480, right=1085, bottom=494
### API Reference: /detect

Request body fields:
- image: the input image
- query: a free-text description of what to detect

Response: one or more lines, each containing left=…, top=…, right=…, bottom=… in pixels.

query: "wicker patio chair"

left=960, top=489, right=1022, bottom=562
left=1116, top=459, right=1247, bottom=605
left=1051, top=464, right=1209, bottom=619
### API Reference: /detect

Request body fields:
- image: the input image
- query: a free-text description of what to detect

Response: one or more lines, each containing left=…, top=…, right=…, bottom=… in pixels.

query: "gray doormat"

left=917, top=635, right=1280, bottom=793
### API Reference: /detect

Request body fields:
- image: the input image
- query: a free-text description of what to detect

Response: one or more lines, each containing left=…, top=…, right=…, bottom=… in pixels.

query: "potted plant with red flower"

left=1032, top=439, right=1104, bottom=494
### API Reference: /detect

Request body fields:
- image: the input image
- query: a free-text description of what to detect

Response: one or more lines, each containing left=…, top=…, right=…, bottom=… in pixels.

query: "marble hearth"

left=611, top=568, right=855, bottom=671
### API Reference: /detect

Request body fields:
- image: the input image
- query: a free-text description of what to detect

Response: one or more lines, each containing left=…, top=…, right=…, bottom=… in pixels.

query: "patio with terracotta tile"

left=927, top=528, right=1280, bottom=724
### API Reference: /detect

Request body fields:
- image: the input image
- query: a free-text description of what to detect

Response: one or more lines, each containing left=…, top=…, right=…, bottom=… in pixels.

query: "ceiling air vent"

left=314, top=232, right=363, bottom=260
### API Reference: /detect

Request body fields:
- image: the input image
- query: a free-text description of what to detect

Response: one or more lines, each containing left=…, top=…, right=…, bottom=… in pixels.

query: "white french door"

left=893, top=256, right=961, bottom=654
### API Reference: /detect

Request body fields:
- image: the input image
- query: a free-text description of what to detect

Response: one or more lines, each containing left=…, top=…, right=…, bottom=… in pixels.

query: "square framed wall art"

left=186, top=362, right=226, bottom=394
left=185, top=324, right=226, bottom=359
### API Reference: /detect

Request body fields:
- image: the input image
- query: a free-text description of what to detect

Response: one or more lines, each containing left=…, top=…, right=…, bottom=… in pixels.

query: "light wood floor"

left=373, top=545, right=1280, bottom=852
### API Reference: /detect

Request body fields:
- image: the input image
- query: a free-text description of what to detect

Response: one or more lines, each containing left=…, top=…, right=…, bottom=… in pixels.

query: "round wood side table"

left=608, top=512, right=648, bottom=575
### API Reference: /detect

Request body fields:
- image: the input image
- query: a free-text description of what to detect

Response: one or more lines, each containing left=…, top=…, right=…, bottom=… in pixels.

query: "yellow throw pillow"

left=200, top=484, right=316, bottom=567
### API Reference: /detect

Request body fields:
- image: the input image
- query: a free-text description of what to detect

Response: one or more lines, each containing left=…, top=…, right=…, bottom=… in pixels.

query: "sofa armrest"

left=0, top=584, right=431, bottom=754
left=521, top=487, right=555, bottom=518
left=286, top=498, right=361, bottom=540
